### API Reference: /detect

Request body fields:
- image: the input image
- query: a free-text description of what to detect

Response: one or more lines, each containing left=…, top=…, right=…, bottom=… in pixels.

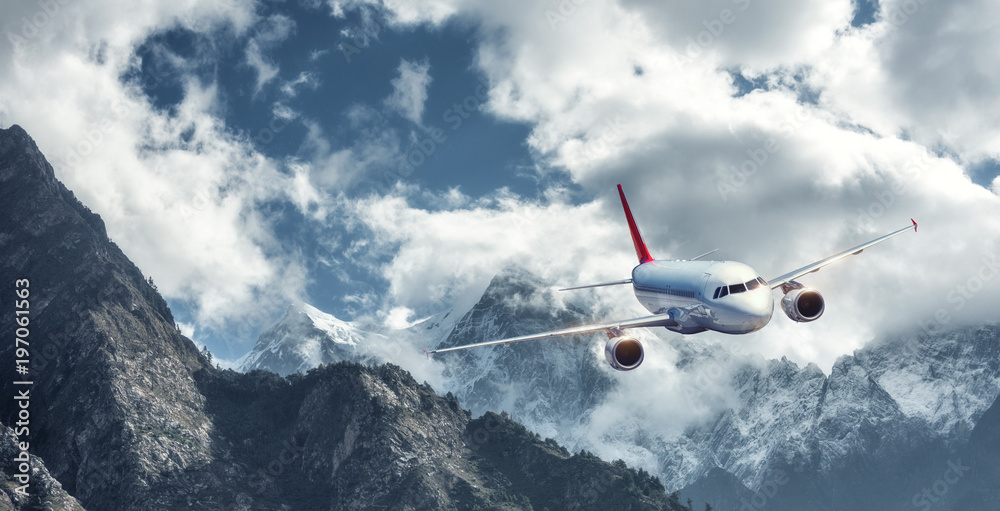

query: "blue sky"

left=127, top=3, right=548, bottom=341
left=2, top=0, right=1000, bottom=369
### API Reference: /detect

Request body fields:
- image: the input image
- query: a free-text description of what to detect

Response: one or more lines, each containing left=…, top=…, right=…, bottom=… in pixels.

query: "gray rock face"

left=437, top=266, right=616, bottom=441
left=194, top=363, right=685, bottom=510
left=0, top=124, right=213, bottom=510
left=0, top=425, right=85, bottom=511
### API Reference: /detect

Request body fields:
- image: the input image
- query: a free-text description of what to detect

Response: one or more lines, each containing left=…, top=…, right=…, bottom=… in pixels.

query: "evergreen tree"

left=668, top=491, right=682, bottom=507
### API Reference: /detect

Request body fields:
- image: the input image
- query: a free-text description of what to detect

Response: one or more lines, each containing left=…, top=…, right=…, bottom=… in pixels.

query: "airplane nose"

left=731, top=290, right=773, bottom=326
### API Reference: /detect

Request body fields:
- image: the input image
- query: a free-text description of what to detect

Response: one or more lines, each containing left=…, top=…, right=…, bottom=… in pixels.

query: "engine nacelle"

left=604, top=336, right=644, bottom=371
left=781, top=288, right=825, bottom=322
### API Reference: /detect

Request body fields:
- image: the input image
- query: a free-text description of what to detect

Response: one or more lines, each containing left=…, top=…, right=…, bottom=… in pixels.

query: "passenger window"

left=730, top=283, right=747, bottom=294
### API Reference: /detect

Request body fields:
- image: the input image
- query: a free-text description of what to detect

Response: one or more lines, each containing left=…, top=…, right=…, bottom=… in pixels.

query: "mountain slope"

left=194, top=363, right=684, bottom=510
left=437, top=266, right=616, bottom=441
left=0, top=124, right=213, bottom=509
left=676, top=326, right=1000, bottom=511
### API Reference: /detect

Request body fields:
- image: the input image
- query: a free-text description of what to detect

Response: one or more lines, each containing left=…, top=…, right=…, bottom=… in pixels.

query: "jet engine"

left=781, top=288, right=825, bottom=322
left=604, top=336, right=644, bottom=371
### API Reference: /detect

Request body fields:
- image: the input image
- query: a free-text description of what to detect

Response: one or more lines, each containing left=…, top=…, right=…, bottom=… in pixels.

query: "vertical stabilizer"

left=617, top=184, right=654, bottom=264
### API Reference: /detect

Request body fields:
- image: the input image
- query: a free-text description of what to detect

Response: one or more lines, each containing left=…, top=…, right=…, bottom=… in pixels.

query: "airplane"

left=430, top=184, right=917, bottom=371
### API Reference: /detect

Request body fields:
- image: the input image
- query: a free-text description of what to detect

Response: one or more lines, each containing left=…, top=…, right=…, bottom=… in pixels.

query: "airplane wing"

left=428, top=313, right=677, bottom=354
left=767, top=219, right=917, bottom=290
left=558, top=278, right=633, bottom=291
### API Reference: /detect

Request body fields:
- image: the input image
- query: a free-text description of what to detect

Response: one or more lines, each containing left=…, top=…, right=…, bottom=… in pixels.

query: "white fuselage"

left=631, top=260, right=773, bottom=334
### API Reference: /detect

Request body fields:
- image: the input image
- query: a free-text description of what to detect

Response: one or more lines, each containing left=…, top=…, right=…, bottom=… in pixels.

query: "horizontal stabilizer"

left=689, top=248, right=719, bottom=261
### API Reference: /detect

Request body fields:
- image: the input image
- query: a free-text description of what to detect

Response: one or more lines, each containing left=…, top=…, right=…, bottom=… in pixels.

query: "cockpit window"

left=757, top=277, right=767, bottom=286
left=719, top=286, right=728, bottom=298
left=713, top=287, right=721, bottom=299
left=745, top=279, right=760, bottom=291
left=729, top=283, right=747, bottom=294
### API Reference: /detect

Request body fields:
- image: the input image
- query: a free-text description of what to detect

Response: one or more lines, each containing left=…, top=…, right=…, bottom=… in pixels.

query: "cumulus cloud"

left=334, top=0, right=459, bottom=26
left=345, top=186, right=638, bottom=316
left=384, top=58, right=433, bottom=125
left=808, top=0, right=1000, bottom=164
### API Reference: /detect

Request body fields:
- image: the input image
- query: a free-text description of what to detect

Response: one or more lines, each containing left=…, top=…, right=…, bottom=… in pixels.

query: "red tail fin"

left=617, top=184, right=654, bottom=264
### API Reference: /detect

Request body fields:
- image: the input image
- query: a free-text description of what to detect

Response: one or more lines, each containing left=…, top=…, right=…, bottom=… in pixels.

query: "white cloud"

left=245, top=14, right=297, bottom=95
left=335, top=0, right=459, bottom=25
left=383, top=305, right=417, bottom=329
left=808, top=0, right=1000, bottom=163
left=384, top=58, right=433, bottom=125
left=245, top=40, right=280, bottom=95
left=280, top=71, right=319, bottom=97
left=347, top=186, right=638, bottom=318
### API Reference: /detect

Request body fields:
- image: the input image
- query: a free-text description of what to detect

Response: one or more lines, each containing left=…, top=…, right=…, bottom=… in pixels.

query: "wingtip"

left=911, top=218, right=918, bottom=232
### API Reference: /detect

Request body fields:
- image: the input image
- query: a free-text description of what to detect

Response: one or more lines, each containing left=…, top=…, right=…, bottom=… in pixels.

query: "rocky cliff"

left=0, top=425, right=84, bottom=511
left=0, top=124, right=213, bottom=510
left=437, top=266, right=616, bottom=442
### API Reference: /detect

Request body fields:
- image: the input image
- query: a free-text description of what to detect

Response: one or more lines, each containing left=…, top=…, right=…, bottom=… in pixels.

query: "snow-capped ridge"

left=237, top=302, right=382, bottom=376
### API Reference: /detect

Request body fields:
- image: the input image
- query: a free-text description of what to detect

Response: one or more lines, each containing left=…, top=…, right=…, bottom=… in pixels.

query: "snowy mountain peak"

left=293, top=302, right=358, bottom=340
left=237, top=302, right=380, bottom=375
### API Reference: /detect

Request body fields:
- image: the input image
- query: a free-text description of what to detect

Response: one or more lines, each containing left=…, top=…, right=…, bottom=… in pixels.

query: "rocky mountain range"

left=237, top=251, right=1000, bottom=511
left=0, top=124, right=688, bottom=510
